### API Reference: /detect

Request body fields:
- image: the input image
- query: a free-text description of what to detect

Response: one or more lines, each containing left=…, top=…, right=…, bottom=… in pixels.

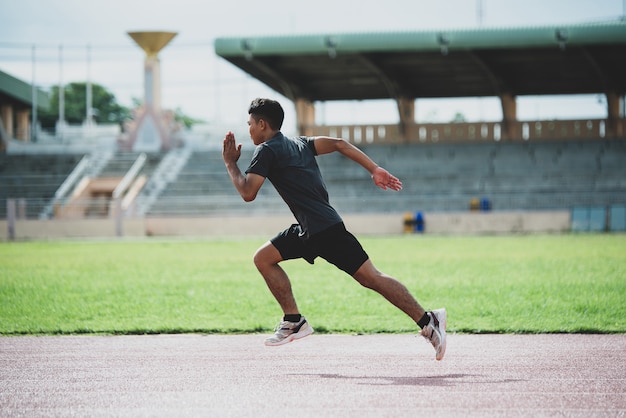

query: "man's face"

left=248, top=115, right=264, bottom=145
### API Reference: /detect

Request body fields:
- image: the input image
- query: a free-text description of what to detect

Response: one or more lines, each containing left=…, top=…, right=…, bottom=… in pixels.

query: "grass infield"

left=0, top=234, right=624, bottom=335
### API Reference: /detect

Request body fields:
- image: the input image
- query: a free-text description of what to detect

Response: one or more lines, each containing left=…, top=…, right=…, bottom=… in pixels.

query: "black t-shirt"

left=245, top=132, right=343, bottom=239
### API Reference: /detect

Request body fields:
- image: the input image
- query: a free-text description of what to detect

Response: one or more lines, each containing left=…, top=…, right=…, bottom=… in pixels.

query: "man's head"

left=247, top=98, right=284, bottom=145
left=249, top=97, right=284, bottom=127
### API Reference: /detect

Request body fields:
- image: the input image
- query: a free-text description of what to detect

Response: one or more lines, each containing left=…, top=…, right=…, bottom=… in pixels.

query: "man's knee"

left=253, top=247, right=268, bottom=269
left=352, top=260, right=381, bottom=289
left=253, top=242, right=282, bottom=270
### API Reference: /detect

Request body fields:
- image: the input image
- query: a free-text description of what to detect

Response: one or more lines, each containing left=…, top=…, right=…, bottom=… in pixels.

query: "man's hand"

left=222, top=131, right=242, bottom=164
left=372, top=166, right=402, bottom=191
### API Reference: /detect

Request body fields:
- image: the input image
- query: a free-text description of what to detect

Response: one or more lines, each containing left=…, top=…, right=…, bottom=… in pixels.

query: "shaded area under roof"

left=214, top=20, right=626, bottom=102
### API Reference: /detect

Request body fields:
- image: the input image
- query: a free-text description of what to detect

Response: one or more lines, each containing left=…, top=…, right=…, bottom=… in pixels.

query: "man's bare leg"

left=253, top=241, right=299, bottom=315
left=352, top=259, right=426, bottom=323
left=254, top=241, right=314, bottom=346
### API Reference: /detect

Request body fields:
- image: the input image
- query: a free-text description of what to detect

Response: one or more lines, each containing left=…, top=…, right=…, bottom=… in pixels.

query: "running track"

left=1, top=334, right=624, bottom=417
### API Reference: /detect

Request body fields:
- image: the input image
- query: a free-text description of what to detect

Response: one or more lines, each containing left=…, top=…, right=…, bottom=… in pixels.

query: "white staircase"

left=38, top=150, right=114, bottom=219
left=131, top=146, right=193, bottom=216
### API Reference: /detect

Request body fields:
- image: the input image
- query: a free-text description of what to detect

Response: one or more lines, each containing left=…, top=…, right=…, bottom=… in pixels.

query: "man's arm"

left=313, top=136, right=402, bottom=191
left=222, top=131, right=265, bottom=202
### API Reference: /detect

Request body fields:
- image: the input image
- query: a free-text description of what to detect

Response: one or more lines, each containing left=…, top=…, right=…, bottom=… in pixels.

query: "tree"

left=39, top=82, right=131, bottom=130
left=174, top=107, right=204, bottom=129
left=40, top=83, right=202, bottom=130
left=451, top=112, right=467, bottom=123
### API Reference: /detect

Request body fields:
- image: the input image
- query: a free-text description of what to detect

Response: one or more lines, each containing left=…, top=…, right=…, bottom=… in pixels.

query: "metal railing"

left=311, top=118, right=625, bottom=144
left=112, top=153, right=146, bottom=200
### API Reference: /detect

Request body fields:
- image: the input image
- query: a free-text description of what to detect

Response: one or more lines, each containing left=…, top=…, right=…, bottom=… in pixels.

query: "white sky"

left=0, top=0, right=624, bottom=136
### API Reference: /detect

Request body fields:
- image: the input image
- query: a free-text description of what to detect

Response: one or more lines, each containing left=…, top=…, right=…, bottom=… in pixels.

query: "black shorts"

left=270, top=222, right=369, bottom=276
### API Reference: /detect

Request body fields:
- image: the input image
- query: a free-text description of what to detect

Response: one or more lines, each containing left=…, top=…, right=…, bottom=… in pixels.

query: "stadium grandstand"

left=2, top=21, right=626, bottom=238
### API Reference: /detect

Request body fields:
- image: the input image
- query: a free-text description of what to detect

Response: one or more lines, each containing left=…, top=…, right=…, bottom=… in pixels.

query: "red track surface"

left=1, top=334, right=625, bottom=417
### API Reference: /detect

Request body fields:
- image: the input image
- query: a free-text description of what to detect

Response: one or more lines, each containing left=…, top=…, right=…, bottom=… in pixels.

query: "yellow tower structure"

left=119, top=31, right=179, bottom=151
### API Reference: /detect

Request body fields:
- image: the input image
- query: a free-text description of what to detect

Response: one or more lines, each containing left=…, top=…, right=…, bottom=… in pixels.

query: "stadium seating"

left=145, top=150, right=289, bottom=216
left=98, top=152, right=163, bottom=178
left=138, top=139, right=626, bottom=216
left=0, top=153, right=84, bottom=218
left=315, top=139, right=626, bottom=213
left=2, top=139, right=625, bottom=219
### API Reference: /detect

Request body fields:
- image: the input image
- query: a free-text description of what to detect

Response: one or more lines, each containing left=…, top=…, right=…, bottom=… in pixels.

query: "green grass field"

left=1, top=234, right=624, bottom=335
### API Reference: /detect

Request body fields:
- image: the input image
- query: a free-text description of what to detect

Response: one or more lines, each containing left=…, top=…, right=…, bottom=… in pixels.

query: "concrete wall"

left=1, top=211, right=571, bottom=241
left=422, top=211, right=571, bottom=235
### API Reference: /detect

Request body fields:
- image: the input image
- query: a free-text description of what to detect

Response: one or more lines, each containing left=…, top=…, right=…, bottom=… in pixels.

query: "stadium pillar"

left=295, top=98, right=315, bottom=136
left=15, top=110, right=29, bottom=141
left=500, top=93, right=517, bottom=140
left=1, top=105, right=12, bottom=137
left=0, top=111, right=9, bottom=152
left=397, top=97, right=415, bottom=142
left=606, top=91, right=623, bottom=138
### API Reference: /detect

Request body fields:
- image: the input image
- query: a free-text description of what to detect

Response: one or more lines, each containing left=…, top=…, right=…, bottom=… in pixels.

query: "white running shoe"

left=420, top=308, right=447, bottom=360
left=264, top=317, right=314, bottom=346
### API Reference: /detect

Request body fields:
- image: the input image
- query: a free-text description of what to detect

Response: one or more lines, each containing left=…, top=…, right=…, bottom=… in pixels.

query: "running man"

left=222, top=98, right=446, bottom=360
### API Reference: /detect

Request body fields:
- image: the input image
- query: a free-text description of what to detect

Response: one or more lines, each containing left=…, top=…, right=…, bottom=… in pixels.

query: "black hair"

left=248, top=98, right=284, bottom=130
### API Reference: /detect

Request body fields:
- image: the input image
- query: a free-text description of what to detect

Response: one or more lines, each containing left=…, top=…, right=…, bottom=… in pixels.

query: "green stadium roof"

left=214, top=20, right=626, bottom=101
left=0, top=69, right=50, bottom=110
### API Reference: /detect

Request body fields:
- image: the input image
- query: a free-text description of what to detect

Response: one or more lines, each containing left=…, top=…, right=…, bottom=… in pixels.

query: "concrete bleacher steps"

left=0, top=153, right=85, bottom=218
left=142, top=139, right=626, bottom=216
left=144, top=149, right=289, bottom=216
left=98, top=152, right=163, bottom=178
left=2, top=139, right=625, bottom=219
left=319, top=140, right=626, bottom=213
